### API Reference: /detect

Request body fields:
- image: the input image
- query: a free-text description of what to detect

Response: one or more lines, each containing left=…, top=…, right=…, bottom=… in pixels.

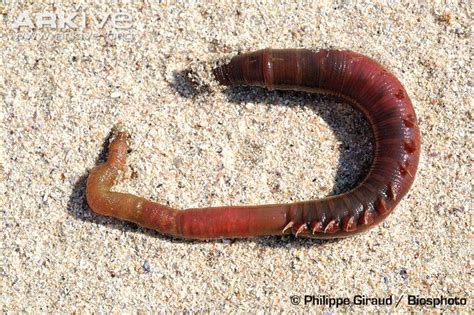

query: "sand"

left=0, top=0, right=472, bottom=313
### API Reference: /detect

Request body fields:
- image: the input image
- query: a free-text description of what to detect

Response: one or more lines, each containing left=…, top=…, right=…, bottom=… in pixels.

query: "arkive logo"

left=10, top=6, right=133, bottom=30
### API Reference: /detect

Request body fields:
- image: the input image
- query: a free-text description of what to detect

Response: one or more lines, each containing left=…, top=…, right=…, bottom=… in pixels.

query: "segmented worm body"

left=86, top=48, right=420, bottom=240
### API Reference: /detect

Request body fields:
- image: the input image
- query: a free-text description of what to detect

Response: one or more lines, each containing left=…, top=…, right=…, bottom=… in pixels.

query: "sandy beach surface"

left=1, top=0, right=471, bottom=312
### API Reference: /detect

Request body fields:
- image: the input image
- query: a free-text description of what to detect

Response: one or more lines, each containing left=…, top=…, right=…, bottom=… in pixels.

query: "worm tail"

left=86, top=132, right=179, bottom=236
left=86, top=132, right=290, bottom=239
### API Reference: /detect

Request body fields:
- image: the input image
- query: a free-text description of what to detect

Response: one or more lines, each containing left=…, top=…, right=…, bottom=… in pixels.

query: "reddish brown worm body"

left=86, top=48, right=420, bottom=240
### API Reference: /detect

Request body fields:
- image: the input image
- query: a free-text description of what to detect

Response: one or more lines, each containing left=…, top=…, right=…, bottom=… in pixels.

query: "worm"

left=86, top=48, right=420, bottom=240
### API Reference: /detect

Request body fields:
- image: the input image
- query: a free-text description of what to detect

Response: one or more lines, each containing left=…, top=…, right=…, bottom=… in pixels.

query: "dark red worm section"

left=86, top=48, right=420, bottom=240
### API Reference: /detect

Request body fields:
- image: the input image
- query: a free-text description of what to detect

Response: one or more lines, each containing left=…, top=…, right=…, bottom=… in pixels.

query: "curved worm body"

left=86, top=48, right=420, bottom=240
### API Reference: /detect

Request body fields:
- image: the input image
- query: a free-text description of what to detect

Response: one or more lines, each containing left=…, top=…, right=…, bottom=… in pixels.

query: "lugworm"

left=86, top=48, right=420, bottom=240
